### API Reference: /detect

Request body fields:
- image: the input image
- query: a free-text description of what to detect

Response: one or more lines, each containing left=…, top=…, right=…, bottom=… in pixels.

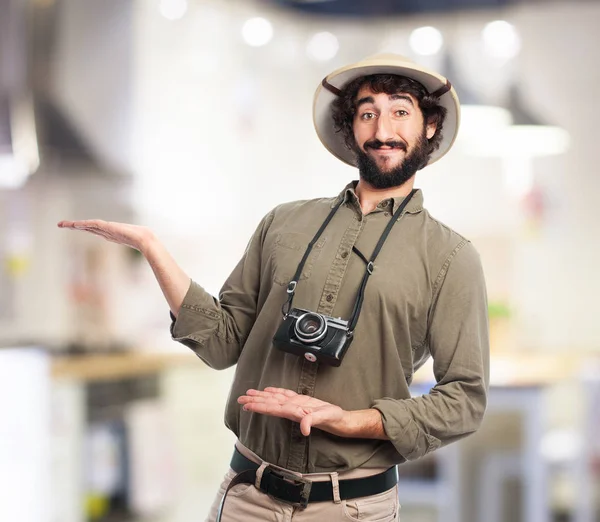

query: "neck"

left=355, top=177, right=416, bottom=215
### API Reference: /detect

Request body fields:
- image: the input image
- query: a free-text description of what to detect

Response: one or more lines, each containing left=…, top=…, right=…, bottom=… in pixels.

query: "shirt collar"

left=332, top=180, right=424, bottom=215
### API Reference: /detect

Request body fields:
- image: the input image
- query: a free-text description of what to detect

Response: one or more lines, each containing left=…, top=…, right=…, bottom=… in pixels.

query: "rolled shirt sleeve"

left=372, top=240, right=490, bottom=461
left=169, top=210, right=275, bottom=370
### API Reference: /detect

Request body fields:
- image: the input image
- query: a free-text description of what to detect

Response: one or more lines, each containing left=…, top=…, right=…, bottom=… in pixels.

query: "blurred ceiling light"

left=500, top=125, right=571, bottom=197
left=409, top=26, right=443, bottom=56
left=470, top=123, right=570, bottom=159
left=465, top=121, right=569, bottom=198
left=482, top=20, right=521, bottom=61
left=540, top=429, right=581, bottom=464
left=306, top=31, right=339, bottom=62
left=468, top=85, right=570, bottom=158
left=440, top=53, right=513, bottom=147
left=159, top=0, right=187, bottom=21
left=0, top=155, right=29, bottom=190
left=0, top=95, right=40, bottom=190
left=242, top=17, right=274, bottom=47
left=379, top=32, right=407, bottom=54
left=459, top=105, right=512, bottom=141
left=466, top=85, right=570, bottom=198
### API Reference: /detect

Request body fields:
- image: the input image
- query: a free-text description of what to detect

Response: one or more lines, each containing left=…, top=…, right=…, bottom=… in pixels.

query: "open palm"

left=238, top=387, right=345, bottom=436
left=57, top=219, right=153, bottom=253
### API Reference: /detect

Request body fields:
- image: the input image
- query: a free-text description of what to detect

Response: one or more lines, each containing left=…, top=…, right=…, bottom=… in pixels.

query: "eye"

left=361, top=112, right=376, bottom=121
left=395, top=109, right=409, bottom=117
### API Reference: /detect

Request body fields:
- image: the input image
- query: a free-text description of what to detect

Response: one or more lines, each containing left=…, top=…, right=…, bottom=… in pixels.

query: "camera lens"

left=295, top=312, right=327, bottom=344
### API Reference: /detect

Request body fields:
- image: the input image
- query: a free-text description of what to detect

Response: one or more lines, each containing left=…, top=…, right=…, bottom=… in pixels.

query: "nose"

left=375, top=113, right=395, bottom=143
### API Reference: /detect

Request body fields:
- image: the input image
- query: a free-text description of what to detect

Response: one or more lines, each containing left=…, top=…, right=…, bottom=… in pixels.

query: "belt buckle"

left=261, top=466, right=312, bottom=508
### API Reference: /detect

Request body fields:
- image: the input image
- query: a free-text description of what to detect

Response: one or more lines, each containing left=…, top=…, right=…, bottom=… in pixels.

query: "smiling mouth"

left=370, top=147, right=404, bottom=156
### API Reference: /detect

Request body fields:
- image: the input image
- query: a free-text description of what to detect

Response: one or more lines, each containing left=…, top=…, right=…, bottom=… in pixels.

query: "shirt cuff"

left=372, top=398, right=441, bottom=461
left=169, top=280, right=220, bottom=342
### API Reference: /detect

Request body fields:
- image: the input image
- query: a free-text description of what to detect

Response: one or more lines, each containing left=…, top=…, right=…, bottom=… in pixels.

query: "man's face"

left=352, top=86, right=436, bottom=189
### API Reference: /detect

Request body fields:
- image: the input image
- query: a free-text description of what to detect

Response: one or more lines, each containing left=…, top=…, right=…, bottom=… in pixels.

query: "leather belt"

left=216, top=447, right=398, bottom=520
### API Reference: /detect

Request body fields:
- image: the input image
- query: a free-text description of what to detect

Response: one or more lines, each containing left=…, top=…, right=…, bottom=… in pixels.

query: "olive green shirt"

left=170, top=182, right=489, bottom=473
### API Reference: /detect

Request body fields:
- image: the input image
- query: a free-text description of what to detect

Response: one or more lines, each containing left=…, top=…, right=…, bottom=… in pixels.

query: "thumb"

left=299, top=414, right=312, bottom=437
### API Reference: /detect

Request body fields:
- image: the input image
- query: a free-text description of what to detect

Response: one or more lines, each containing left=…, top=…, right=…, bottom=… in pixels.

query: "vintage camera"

left=273, top=307, right=353, bottom=367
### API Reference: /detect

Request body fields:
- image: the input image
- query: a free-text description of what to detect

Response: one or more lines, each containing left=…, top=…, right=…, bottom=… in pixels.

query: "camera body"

left=273, top=307, right=353, bottom=367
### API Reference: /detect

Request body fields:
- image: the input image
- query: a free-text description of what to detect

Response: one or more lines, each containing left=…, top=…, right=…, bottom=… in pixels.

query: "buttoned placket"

left=377, top=199, right=393, bottom=217
left=284, top=191, right=414, bottom=472
left=285, top=199, right=366, bottom=473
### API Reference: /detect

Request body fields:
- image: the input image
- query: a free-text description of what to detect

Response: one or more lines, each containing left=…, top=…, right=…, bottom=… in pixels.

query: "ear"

left=426, top=120, right=437, bottom=140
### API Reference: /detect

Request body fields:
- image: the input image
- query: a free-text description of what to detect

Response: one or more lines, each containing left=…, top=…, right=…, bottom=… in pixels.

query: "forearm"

left=327, top=409, right=388, bottom=440
left=373, top=378, right=487, bottom=460
left=142, top=234, right=191, bottom=318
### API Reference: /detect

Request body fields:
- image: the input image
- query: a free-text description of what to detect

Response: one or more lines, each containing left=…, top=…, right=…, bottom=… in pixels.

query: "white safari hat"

left=313, top=53, right=460, bottom=167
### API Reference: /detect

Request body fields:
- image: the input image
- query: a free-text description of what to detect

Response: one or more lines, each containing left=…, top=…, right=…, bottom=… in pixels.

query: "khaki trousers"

left=206, top=443, right=400, bottom=522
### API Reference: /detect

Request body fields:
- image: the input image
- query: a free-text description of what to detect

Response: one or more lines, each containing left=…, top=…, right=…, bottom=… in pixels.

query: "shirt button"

left=301, top=388, right=310, bottom=395
left=384, top=212, right=390, bottom=217
left=326, top=294, right=333, bottom=302
left=341, top=251, right=349, bottom=259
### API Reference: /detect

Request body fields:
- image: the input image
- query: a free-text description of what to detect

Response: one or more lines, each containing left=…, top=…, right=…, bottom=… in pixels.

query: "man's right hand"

left=57, top=219, right=155, bottom=255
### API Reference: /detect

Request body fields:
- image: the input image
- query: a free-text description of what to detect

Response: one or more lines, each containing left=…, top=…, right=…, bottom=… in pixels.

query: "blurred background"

left=1, top=0, right=599, bottom=521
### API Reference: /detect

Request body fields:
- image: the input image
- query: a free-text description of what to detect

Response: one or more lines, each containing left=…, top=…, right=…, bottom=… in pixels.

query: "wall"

left=131, top=0, right=600, bottom=353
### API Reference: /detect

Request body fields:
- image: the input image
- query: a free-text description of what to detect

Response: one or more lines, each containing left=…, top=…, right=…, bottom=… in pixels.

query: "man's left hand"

left=237, top=387, right=345, bottom=436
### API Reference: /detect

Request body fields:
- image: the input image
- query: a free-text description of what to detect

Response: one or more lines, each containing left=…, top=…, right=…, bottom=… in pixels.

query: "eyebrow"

left=355, top=94, right=415, bottom=109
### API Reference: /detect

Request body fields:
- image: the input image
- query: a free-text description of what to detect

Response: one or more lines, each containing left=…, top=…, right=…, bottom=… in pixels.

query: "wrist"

left=140, top=229, right=160, bottom=258
left=321, top=409, right=351, bottom=437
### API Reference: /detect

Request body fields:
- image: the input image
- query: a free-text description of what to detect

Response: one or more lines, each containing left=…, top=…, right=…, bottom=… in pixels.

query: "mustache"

left=364, top=139, right=407, bottom=151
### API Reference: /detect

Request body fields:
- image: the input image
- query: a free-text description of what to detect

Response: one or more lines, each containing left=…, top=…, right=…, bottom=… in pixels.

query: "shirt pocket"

left=272, top=232, right=327, bottom=286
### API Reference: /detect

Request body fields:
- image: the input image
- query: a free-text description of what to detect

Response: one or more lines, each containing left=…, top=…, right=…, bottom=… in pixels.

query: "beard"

left=355, top=131, right=430, bottom=190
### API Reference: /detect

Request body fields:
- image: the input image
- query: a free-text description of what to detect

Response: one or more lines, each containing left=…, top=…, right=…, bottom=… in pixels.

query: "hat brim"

left=313, top=58, right=461, bottom=167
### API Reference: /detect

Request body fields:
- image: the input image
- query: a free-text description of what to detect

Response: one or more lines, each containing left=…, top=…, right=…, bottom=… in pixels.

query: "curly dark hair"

left=331, top=74, right=447, bottom=160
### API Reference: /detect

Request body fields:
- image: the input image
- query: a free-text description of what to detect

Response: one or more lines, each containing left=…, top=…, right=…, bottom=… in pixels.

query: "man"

left=58, top=54, right=489, bottom=521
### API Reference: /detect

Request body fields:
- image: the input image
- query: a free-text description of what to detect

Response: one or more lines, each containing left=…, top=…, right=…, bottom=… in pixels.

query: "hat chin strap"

left=430, top=79, right=452, bottom=98
left=322, top=78, right=342, bottom=96
left=322, top=77, right=452, bottom=99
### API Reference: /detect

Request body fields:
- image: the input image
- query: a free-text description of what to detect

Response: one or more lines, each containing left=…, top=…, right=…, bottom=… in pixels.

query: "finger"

left=242, top=401, right=284, bottom=416
left=244, top=390, right=320, bottom=411
left=246, top=388, right=289, bottom=395
left=75, top=220, right=108, bottom=231
left=58, top=219, right=105, bottom=229
left=300, top=414, right=312, bottom=436
left=242, top=400, right=310, bottom=424
left=76, top=228, right=114, bottom=242
left=245, top=389, right=289, bottom=402
left=263, top=387, right=298, bottom=397
left=244, top=390, right=286, bottom=404
left=84, top=219, right=108, bottom=227
left=68, top=221, right=114, bottom=235
left=244, top=390, right=279, bottom=401
left=58, top=220, right=89, bottom=229
left=238, top=396, right=278, bottom=405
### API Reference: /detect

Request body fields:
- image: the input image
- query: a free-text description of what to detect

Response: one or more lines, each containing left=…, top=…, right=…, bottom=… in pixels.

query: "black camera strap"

left=347, top=188, right=416, bottom=333
left=282, top=188, right=417, bottom=336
